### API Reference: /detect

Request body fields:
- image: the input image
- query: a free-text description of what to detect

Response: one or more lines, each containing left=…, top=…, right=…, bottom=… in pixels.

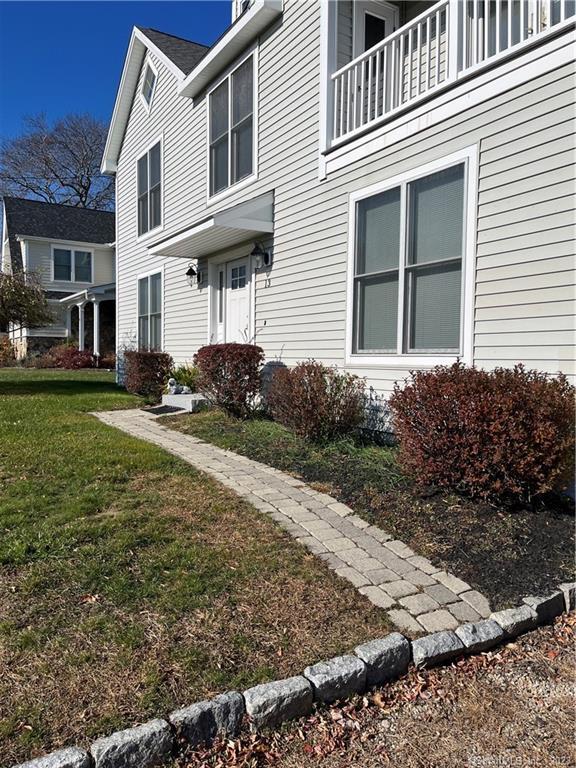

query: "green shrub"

left=268, top=360, right=366, bottom=442
left=389, top=362, right=575, bottom=503
left=169, top=364, right=199, bottom=391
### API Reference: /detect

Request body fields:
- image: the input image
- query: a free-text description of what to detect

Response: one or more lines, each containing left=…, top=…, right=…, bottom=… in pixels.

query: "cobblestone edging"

left=92, top=410, right=492, bottom=634
left=15, top=584, right=575, bottom=768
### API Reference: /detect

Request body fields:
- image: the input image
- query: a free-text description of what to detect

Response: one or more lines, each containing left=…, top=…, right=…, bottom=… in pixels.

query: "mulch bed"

left=164, top=411, right=575, bottom=611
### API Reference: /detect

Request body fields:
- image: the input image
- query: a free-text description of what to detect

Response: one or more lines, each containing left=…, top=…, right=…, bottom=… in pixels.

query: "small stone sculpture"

left=167, top=377, right=192, bottom=395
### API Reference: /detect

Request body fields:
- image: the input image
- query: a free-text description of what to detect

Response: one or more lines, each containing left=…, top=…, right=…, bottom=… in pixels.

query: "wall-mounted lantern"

left=186, top=262, right=204, bottom=287
left=250, top=242, right=272, bottom=270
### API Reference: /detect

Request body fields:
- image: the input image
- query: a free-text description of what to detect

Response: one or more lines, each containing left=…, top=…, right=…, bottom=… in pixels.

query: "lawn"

left=163, top=410, right=575, bottom=611
left=0, top=369, right=390, bottom=765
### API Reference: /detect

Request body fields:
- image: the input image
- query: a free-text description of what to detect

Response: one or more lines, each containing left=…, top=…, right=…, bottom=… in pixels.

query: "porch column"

left=92, top=299, right=100, bottom=358
left=77, top=302, right=86, bottom=351
left=65, top=306, right=72, bottom=339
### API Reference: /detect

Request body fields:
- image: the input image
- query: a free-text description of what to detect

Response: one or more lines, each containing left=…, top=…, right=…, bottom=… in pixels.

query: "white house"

left=103, top=1, right=575, bottom=393
left=1, top=197, right=116, bottom=358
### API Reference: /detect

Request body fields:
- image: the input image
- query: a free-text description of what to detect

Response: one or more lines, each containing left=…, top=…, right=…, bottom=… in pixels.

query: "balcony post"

left=318, top=0, right=338, bottom=172
left=448, top=0, right=463, bottom=79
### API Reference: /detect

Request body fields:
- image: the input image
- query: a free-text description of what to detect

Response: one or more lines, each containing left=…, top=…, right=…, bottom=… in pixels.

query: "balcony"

left=330, top=0, right=575, bottom=146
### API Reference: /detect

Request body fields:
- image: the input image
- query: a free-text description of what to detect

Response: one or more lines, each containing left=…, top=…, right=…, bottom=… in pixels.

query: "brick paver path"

left=94, top=409, right=492, bottom=634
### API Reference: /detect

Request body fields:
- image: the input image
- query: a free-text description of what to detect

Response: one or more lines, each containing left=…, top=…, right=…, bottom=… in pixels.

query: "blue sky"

left=0, top=1, right=231, bottom=140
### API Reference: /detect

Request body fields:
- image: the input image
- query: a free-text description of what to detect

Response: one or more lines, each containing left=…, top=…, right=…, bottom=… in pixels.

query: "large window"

left=138, top=272, right=162, bottom=350
left=52, top=247, right=92, bottom=282
left=209, top=55, right=254, bottom=196
left=137, top=141, right=162, bottom=236
left=352, top=162, right=467, bottom=356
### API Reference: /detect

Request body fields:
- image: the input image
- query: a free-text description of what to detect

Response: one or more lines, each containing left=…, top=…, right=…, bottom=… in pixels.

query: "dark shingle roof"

left=3, top=197, right=115, bottom=245
left=139, top=28, right=209, bottom=75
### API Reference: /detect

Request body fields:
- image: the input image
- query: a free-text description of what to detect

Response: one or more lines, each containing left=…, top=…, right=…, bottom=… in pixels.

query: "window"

left=138, top=272, right=162, bottom=351
left=364, top=12, right=386, bottom=49
left=352, top=162, right=467, bottom=357
left=52, top=247, right=93, bottom=282
left=138, top=141, right=162, bottom=236
left=141, top=63, right=157, bottom=108
left=230, top=264, right=247, bottom=289
left=209, top=55, right=254, bottom=196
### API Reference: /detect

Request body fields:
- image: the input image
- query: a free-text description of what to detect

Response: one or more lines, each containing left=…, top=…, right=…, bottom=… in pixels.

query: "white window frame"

left=50, top=244, right=94, bottom=284
left=345, top=146, right=478, bottom=368
left=140, top=58, right=158, bottom=112
left=136, top=134, right=164, bottom=242
left=136, top=267, right=164, bottom=351
left=206, top=46, right=258, bottom=205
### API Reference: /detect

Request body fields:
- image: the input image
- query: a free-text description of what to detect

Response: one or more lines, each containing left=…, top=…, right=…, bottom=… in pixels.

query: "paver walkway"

left=94, top=409, right=492, bottom=634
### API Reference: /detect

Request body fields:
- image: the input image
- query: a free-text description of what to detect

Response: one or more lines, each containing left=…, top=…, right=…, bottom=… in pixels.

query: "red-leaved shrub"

left=389, top=362, right=575, bottom=503
left=0, top=336, right=16, bottom=366
left=194, top=343, right=264, bottom=418
left=268, top=360, right=366, bottom=442
left=50, top=344, right=95, bottom=369
left=124, top=350, right=173, bottom=401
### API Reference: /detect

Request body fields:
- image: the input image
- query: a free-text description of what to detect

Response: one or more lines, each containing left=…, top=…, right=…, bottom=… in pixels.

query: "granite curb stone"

left=91, top=719, right=173, bottom=768
left=243, top=676, right=313, bottom=729
left=455, top=620, right=505, bottom=653
left=523, top=591, right=566, bottom=625
left=304, top=655, right=367, bottom=703
left=354, top=633, right=411, bottom=685
left=489, top=605, right=538, bottom=637
left=558, top=582, right=576, bottom=612
left=169, top=691, right=244, bottom=746
left=412, top=631, right=464, bottom=667
left=14, top=749, right=91, bottom=768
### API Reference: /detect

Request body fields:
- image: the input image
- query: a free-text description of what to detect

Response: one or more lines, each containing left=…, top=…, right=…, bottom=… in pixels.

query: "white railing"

left=331, top=0, right=575, bottom=143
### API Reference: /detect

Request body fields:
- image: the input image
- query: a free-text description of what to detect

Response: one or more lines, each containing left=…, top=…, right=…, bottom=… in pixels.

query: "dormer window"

left=141, top=63, right=157, bottom=109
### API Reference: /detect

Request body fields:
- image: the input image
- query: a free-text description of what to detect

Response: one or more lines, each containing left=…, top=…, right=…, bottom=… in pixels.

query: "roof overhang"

left=59, top=283, right=116, bottom=305
left=148, top=192, right=273, bottom=259
left=178, top=0, right=283, bottom=100
left=16, top=235, right=115, bottom=249
left=101, top=27, right=187, bottom=175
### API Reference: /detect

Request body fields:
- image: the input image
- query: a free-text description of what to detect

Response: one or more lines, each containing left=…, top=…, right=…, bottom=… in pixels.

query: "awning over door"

left=148, top=192, right=273, bottom=260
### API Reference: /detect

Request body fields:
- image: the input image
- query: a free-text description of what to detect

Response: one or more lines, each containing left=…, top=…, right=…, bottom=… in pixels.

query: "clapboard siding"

left=114, top=0, right=576, bottom=389
left=26, top=239, right=114, bottom=291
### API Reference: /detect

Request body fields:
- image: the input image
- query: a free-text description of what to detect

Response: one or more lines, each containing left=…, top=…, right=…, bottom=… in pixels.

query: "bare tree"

left=0, top=113, right=114, bottom=210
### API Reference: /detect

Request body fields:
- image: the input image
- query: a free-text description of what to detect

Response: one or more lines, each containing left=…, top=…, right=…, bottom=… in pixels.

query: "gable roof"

left=101, top=26, right=210, bottom=174
left=3, top=197, right=115, bottom=245
left=138, top=28, right=208, bottom=76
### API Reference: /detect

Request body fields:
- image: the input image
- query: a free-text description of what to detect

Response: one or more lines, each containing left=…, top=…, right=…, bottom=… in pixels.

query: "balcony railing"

left=331, top=0, right=575, bottom=144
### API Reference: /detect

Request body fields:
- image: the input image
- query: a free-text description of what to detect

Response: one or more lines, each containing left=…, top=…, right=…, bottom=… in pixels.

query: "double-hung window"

left=53, top=247, right=92, bottom=282
left=138, top=272, right=162, bottom=351
left=352, top=160, right=468, bottom=358
left=209, top=54, right=254, bottom=196
left=137, top=141, right=162, bottom=236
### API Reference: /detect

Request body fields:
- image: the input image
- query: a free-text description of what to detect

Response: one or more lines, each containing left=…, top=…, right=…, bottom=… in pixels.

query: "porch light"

left=185, top=263, right=204, bottom=287
left=251, top=242, right=272, bottom=269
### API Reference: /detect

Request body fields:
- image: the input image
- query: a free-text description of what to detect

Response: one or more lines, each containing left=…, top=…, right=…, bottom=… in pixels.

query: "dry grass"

left=0, top=370, right=390, bottom=765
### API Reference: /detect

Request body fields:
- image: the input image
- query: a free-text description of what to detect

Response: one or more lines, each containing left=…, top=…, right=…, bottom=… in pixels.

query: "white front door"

left=353, top=1, right=399, bottom=57
left=224, top=258, right=250, bottom=343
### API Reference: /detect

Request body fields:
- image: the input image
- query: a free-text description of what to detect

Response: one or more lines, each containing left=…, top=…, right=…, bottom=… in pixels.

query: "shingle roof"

left=3, top=197, right=115, bottom=245
left=139, top=28, right=209, bottom=75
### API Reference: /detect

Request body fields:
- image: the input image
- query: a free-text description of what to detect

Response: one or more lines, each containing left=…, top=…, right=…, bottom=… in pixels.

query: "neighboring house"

left=102, top=1, right=575, bottom=393
left=1, top=197, right=116, bottom=358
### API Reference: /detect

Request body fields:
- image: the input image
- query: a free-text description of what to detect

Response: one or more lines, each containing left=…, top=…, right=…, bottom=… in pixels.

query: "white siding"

left=115, top=1, right=576, bottom=389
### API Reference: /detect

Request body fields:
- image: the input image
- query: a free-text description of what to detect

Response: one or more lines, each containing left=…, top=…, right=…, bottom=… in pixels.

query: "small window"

left=141, top=63, right=157, bottom=108
left=138, top=272, right=162, bottom=351
left=352, top=163, right=466, bottom=356
left=209, top=55, right=254, bottom=196
left=138, top=141, right=162, bottom=236
left=53, top=247, right=92, bottom=282
left=364, top=12, right=386, bottom=49
left=230, top=265, right=247, bottom=289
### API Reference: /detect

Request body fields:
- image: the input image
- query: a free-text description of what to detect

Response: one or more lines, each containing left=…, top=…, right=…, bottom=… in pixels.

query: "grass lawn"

left=0, top=369, right=390, bottom=766
left=164, top=410, right=575, bottom=611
